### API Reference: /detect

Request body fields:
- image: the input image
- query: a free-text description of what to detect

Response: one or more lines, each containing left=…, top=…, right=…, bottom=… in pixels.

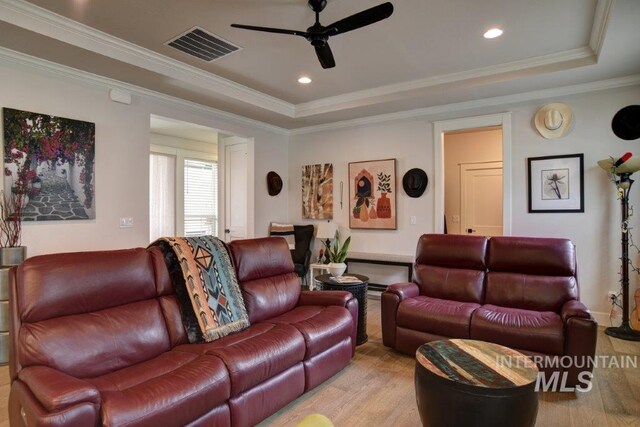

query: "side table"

left=315, top=273, right=368, bottom=345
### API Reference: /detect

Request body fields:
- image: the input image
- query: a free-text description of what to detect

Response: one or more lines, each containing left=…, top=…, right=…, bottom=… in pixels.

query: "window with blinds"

left=184, top=159, right=218, bottom=237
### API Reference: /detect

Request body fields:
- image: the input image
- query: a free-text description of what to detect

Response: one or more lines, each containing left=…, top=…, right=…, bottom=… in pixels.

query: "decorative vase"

left=360, top=204, right=369, bottom=222
left=353, top=205, right=361, bottom=219
left=0, top=246, right=26, bottom=365
left=376, top=192, right=392, bottom=218
left=369, top=206, right=377, bottom=219
left=329, top=262, right=347, bottom=277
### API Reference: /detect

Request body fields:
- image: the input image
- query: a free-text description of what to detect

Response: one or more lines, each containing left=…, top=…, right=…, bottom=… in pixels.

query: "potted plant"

left=0, top=190, right=27, bottom=266
left=323, top=230, right=351, bottom=277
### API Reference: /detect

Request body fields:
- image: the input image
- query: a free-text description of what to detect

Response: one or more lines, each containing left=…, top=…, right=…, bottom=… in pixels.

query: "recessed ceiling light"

left=483, top=28, right=503, bottom=39
left=298, top=76, right=312, bottom=84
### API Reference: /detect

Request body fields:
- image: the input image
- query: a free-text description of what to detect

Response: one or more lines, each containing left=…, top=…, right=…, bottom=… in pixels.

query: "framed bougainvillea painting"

left=348, top=158, right=396, bottom=229
left=3, top=108, right=96, bottom=220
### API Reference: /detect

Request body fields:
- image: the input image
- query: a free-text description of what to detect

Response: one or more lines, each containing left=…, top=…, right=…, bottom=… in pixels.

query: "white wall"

left=290, top=85, right=640, bottom=320
left=150, top=133, right=217, bottom=158
left=0, top=57, right=288, bottom=256
left=444, top=128, right=502, bottom=234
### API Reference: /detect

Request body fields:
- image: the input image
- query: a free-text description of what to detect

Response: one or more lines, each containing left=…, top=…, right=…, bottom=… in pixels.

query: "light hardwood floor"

left=1, top=299, right=639, bottom=426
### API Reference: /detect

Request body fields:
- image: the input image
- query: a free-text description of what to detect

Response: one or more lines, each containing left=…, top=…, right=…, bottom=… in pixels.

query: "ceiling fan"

left=231, top=0, right=394, bottom=69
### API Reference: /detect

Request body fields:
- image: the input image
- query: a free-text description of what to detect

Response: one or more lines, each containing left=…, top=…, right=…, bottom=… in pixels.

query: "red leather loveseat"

left=8, top=237, right=358, bottom=427
left=382, top=234, right=597, bottom=387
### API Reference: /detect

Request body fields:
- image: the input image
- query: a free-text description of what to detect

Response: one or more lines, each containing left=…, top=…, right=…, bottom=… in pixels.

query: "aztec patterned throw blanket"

left=149, top=236, right=249, bottom=343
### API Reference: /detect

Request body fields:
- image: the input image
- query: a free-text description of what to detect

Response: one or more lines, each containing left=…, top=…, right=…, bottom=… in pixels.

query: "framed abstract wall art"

left=349, top=158, right=396, bottom=229
left=302, top=163, right=333, bottom=219
left=3, top=108, right=96, bottom=220
left=527, top=153, right=584, bottom=213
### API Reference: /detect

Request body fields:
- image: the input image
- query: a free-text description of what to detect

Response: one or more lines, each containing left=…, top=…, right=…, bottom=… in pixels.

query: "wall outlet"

left=119, top=217, right=133, bottom=228
left=410, top=216, right=417, bottom=225
left=451, top=215, right=460, bottom=223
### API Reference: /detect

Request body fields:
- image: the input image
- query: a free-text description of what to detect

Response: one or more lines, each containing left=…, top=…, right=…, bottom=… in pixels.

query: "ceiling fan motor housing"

left=309, top=0, right=328, bottom=13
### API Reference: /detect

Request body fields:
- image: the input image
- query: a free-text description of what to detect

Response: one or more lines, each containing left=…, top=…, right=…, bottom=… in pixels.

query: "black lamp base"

left=605, top=325, right=640, bottom=341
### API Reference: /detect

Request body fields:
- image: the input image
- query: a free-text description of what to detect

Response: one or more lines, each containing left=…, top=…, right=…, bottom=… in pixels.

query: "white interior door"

left=461, top=162, right=503, bottom=237
left=224, top=141, right=248, bottom=241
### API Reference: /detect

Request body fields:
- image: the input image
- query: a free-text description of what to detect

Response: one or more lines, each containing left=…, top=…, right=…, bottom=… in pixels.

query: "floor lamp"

left=598, top=155, right=640, bottom=341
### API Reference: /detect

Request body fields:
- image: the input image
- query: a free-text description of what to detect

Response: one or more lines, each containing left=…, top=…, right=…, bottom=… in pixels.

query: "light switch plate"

left=119, top=217, right=133, bottom=228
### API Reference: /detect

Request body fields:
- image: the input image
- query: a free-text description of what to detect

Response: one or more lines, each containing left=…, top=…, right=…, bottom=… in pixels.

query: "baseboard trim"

left=592, top=311, right=619, bottom=327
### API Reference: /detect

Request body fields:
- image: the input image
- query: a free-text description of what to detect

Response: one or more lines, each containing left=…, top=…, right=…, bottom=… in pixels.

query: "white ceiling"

left=0, top=0, right=638, bottom=130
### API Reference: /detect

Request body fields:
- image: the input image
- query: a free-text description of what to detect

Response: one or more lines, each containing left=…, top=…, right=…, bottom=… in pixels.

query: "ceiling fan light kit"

left=231, top=0, right=394, bottom=69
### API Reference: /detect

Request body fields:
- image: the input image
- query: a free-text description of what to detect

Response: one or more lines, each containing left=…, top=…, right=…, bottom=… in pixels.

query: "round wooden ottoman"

left=415, top=339, right=539, bottom=427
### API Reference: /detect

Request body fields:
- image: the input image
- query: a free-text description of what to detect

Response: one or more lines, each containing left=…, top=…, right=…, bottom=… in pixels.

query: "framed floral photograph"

left=348, top=158, right=396, bottom=229
left=3, top=108, right=96, bottom=221
left=527, top=154, right=584, bottom=213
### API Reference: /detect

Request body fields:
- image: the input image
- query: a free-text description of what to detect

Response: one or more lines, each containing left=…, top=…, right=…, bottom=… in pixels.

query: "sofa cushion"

left=485, top=273, right=578, bottom=312
left=414, top=265, right=485, bottom=304
left=175, top=323, right=305, bottom=396
left=228, top=238, right=301, bottom=323
left=268, top=305, right=353, bottom=358
left=471, top=305, right=564, bottom=355
left=397, top=296, right=480, bottom=338
left=87, top=351, right=230, bottom=427
left=17, top=248, right=157, bottom=323
left=487, top=236, right=576, bottom=276
left=415, top=234, right=488, bottom=270
left=19, top=300, right=171, bottom=378
left=414, top=234, right=488, bottom=303
left=486, top=237, right=578, bottom=312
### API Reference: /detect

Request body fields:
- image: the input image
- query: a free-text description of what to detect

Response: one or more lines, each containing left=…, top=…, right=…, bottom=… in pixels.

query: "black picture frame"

left=527, top=153, right=584, bottom=213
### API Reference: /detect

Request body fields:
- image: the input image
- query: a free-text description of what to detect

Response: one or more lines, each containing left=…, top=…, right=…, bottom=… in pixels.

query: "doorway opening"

left=433, top=113, right=512, bottom=235
left=150, top=115, right=252, bottom=244
left=444, top=127, right=503, bottom=236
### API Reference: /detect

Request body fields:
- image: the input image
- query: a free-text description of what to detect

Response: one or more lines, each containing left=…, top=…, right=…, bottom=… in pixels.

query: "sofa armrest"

left=561, top=300, right=593, bottom=323
left=298, top=291, right=359, bottom=356
left=298, top=290, right=353, bottom=307
left=18, top=366, right=100, bottom=413
left=386, top=282, right=420, bottom=301
left=381, top=282, right=419, bottom=349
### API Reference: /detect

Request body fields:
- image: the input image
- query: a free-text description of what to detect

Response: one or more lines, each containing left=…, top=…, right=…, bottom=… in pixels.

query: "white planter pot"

left=329, top=262, right=347, bottom=277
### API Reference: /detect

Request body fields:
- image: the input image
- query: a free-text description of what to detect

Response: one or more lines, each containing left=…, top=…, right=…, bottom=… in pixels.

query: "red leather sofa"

left=382, top=234, right=597, bottom=387
left=8, top=237, right=358, bottom=427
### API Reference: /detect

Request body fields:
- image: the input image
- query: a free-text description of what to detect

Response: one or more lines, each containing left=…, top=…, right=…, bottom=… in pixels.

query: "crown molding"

left=294, top=46, right=596, bottom=118
left=0, top=46, right=289, bottom=135
left=290, top=74, right=640, bottom=135
left=0, top=0, right=296, bottom=117
left=590, top=0, right=614, bottom=57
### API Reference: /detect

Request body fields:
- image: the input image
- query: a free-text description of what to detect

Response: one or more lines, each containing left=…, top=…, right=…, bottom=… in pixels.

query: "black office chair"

left=290, top=224, right=314, bottom=286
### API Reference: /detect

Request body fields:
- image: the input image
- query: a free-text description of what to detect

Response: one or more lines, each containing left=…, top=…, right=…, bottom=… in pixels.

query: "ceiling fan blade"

left=324, top=2, right=394, bottom=36
left=231, top=24, right=308, bottom=37
left=315, top=43, right=335, bottom=69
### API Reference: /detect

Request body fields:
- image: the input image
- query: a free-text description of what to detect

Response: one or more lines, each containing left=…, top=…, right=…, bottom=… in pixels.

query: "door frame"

left=460, top=161, right=503, bottom=236
left=433, top=113, right=512, bottom=235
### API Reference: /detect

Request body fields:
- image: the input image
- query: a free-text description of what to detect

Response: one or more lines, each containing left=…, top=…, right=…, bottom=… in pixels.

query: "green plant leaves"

left=323, top=230, right=351, bottom=263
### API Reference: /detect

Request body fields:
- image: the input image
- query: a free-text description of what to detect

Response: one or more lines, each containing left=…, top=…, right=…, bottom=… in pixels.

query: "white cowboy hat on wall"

left=534, top=103, right=574, bottom=139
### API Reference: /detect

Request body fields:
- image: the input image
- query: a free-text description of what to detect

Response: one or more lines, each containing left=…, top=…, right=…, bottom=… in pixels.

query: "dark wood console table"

left=345, top=252, right=414, bottom=292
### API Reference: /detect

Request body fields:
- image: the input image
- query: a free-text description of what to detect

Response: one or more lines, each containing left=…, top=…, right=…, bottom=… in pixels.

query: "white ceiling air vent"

left=166, top=27, right=241, bottom=62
